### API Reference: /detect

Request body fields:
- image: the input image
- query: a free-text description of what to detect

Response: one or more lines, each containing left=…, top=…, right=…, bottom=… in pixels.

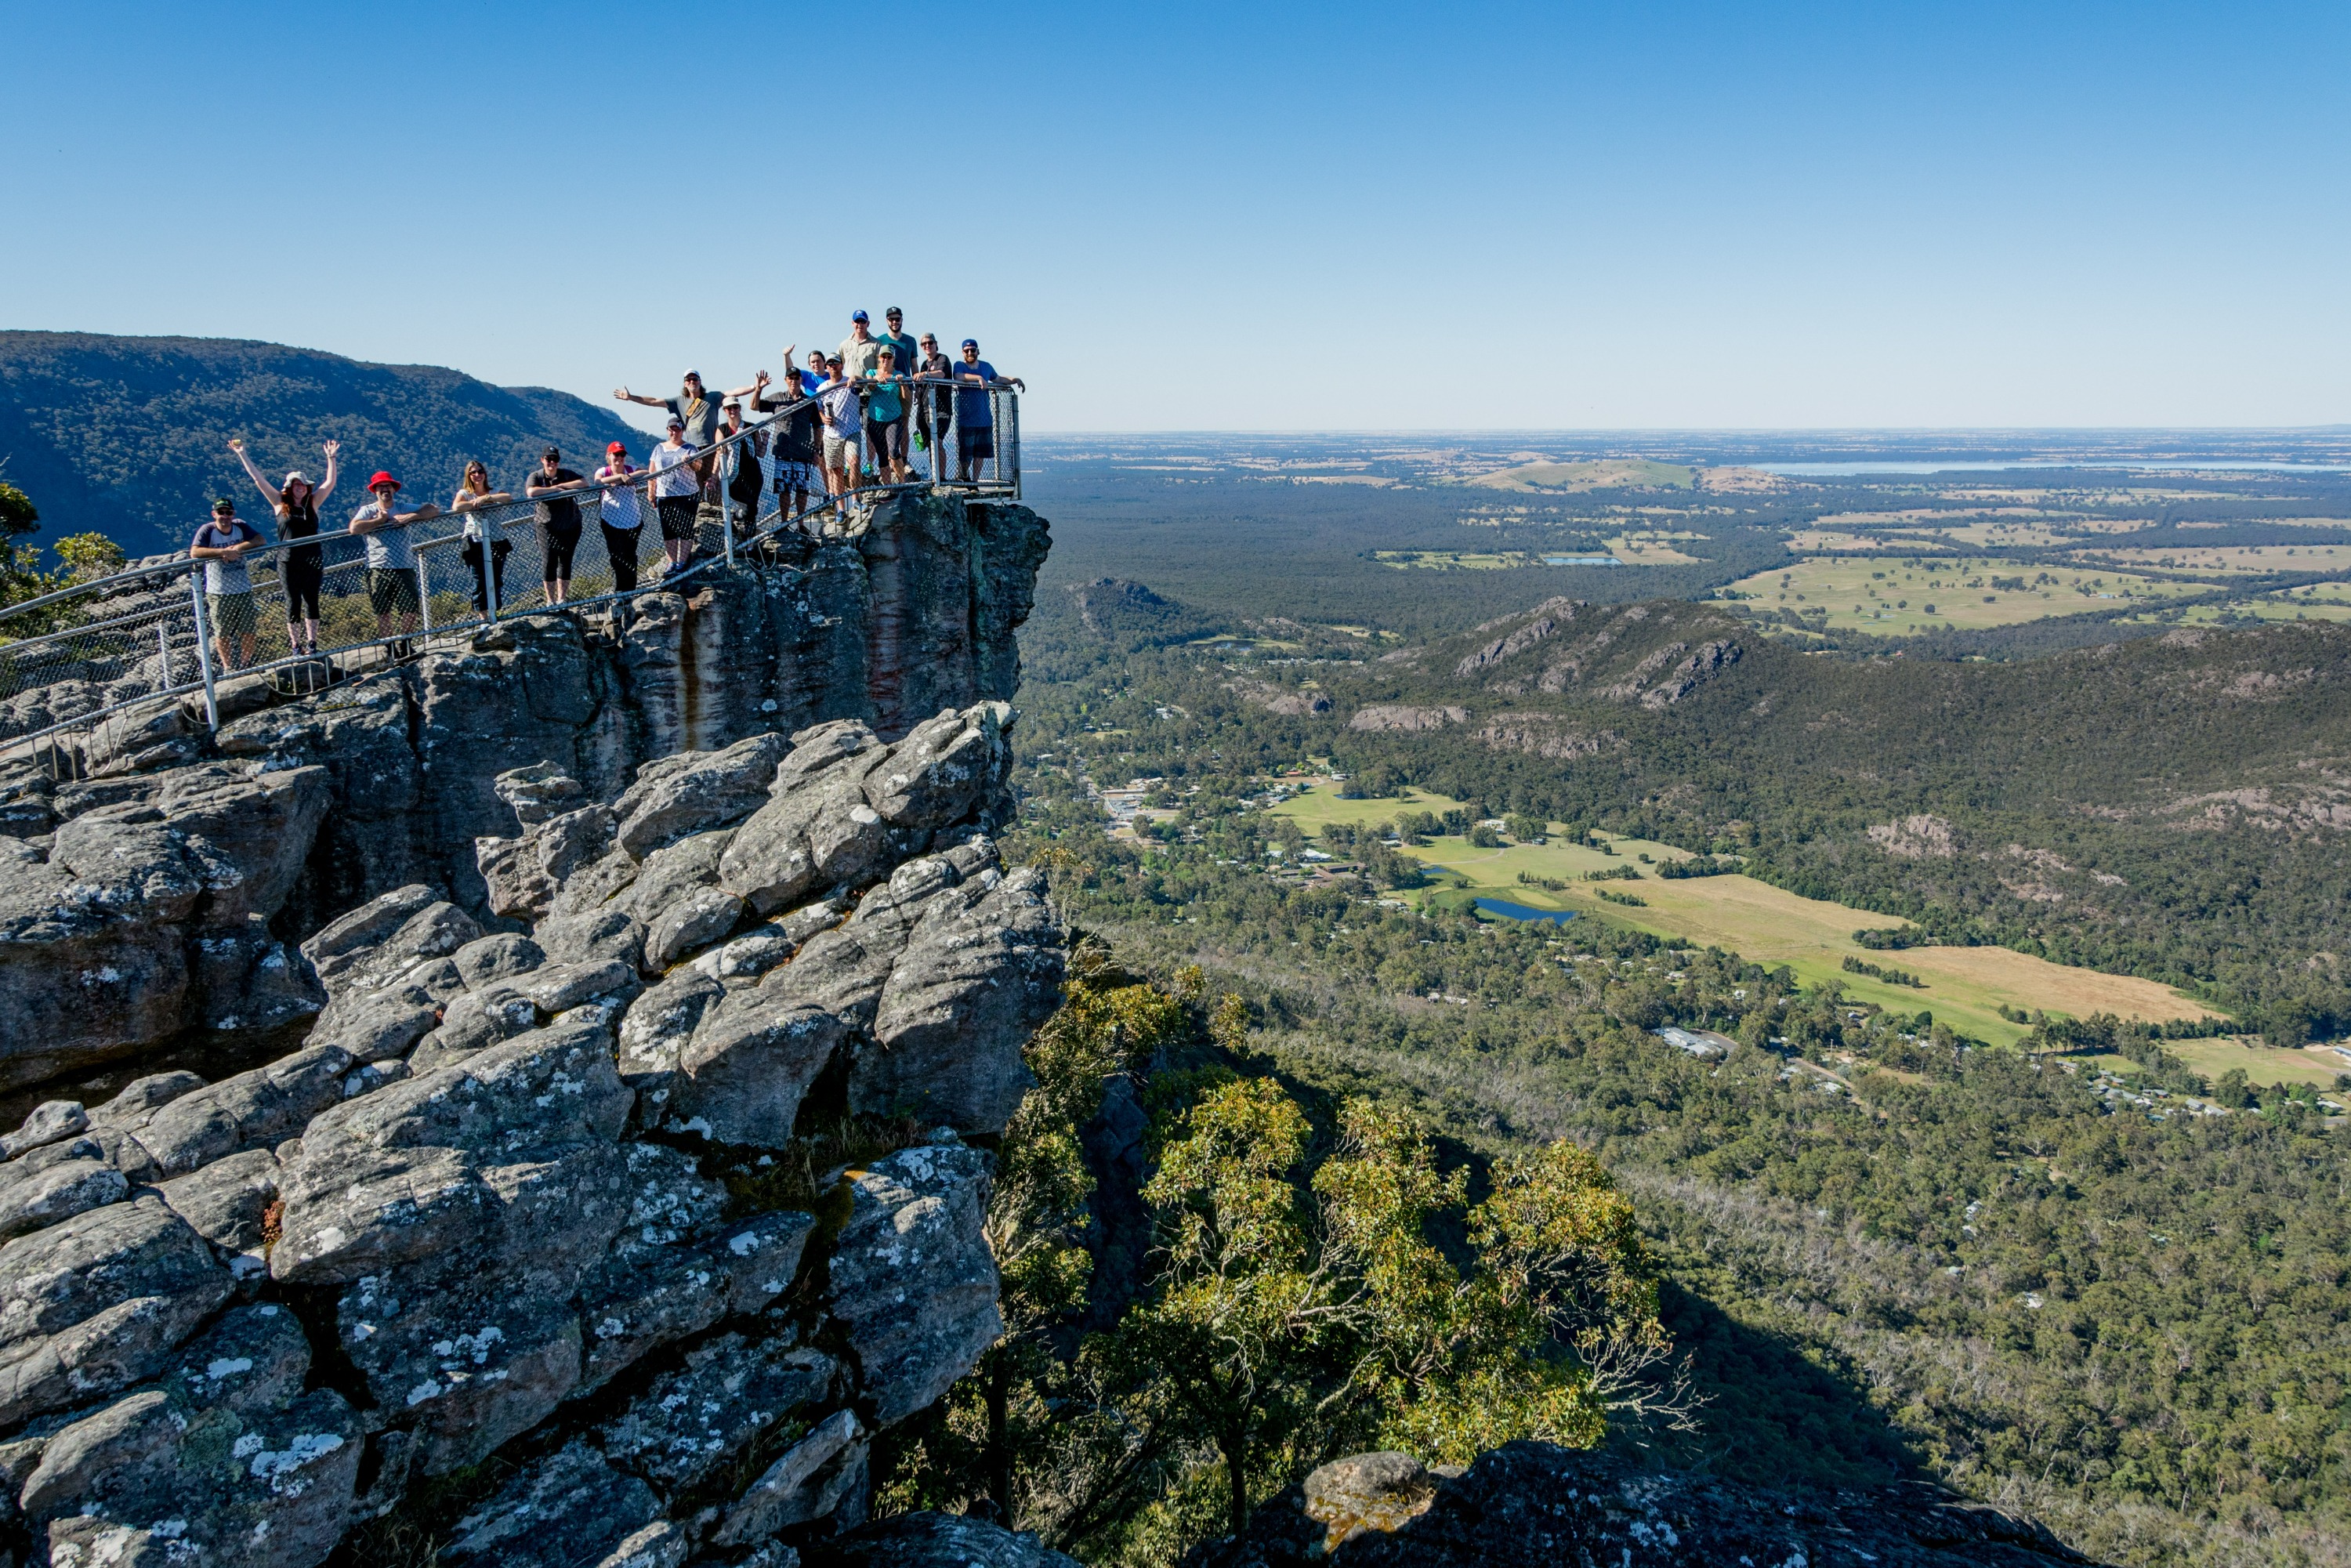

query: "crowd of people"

left=192, top=311, right=1020, bottom=672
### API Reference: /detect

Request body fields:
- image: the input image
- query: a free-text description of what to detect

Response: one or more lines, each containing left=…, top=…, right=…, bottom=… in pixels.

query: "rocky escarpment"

left=0, top=490, right=1066, bottom=1566
left=1190, top=1444, right=2103, bottom=1567
left=0, top=494, right=1049, bottom=1090
left=0, top=701, right=1067, bottom=1567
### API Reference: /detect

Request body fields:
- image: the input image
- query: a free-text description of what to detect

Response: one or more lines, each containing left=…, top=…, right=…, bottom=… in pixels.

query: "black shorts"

left=602, top=523, right=643, bottom=593
left=865, top=415, right=907, bottom=467
left=281, top=554, right=324, bottom=620
left=366, top=567, right=419, bottom=617
left=542, top=521, right=581, bottom=581
left=958, top=426, right=995, bottom=462
left=657, top=494, right=700, bottom=542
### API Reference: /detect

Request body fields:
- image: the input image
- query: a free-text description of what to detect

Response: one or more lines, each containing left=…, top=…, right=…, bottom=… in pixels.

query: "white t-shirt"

left=819, top=381, right=863, bottom=441
left=350, top=501, right=415, bottom=570
left=648, top=442, right=698, bottom=499
left=597, top=466, right=643, bottom=528
left=453, top=492, right=504, bottom=543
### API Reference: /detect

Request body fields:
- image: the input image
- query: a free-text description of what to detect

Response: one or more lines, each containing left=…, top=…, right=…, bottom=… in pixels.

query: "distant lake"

left=1543, top=555, right=1621, bottom=567
left=1473, top=896, right=1577, bottom=925
left=1759, top=459, right=2351, bottom=476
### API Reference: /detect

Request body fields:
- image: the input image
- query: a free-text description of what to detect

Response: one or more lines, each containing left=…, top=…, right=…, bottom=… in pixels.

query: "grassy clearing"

left=1467, top=459, right=1694, bottom=493
left=2072, top=543, right=2351, bottom=575
left=1720, top=556, right=2213, bottom=636
left=1266, top=785, right=2212, bottom=1047
left=2085, top=1039, right=2349, bottom=1090
left=1603, top=533, right=1704, bottom=564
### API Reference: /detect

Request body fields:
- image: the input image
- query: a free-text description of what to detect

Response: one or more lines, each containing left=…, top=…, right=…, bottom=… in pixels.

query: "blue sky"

left=4, top=2, right=2347, bottom=431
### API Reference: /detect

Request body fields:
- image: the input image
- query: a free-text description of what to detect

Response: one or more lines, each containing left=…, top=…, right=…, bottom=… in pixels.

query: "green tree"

left=1123, top=1075, right=1327, bottom=1538
left=52, top=531, right=125, bottom=581
left=0, top=477, right=49, bottom=610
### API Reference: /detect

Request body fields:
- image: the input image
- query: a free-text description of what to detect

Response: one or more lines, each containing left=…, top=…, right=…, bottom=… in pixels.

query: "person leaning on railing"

left=595, top=442, right=646, bottom=596
left=614, top=369, right=759, bottom=501
left=647, top=418, right=701, bottom=571
left=862, top=346, right=912, bottom=484
left=349, top=472, right=440, bottom=658
left=755, top=350, right=822, bottom=522
left=817, top=355, right=862, bottom=500
left=228, top=436, right=339, bottom=657
left=915, top=334, right=954, bottom=476
left=190, top=498, right=264, bottom=673
left=526, top=447, right=591, bottom=606
left=951, top=338, right=1023, bottom=483
left=719, top=394, right=768, bottom=541
left=450, top=461, right=514, bottom=617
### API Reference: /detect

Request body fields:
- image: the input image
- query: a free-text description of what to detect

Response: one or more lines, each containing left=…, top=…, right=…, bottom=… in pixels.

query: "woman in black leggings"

left=230, top=436, right=339, bottom=657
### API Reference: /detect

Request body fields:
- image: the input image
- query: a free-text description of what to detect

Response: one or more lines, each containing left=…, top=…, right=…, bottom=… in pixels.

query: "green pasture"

left=1267, top=784, right=2212, bottom=1048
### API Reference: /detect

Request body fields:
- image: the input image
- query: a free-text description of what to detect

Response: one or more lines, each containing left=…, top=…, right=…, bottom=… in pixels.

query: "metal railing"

left=0, top=382, right=1020, bottom=763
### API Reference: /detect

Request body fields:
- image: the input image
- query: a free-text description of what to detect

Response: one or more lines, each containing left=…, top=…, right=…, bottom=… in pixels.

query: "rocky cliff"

left=0, top=493, right=1051, bottom=1091
left=1190, top=1445, right=2103, bottom=1568
left=0, top=493, right=1074, bottom=1567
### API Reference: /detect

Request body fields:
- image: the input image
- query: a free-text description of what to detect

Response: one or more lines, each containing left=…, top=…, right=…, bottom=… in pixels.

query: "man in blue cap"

left=839, top=310, right=885, bottom=384
left=952, top=338, right=1024, bottom=483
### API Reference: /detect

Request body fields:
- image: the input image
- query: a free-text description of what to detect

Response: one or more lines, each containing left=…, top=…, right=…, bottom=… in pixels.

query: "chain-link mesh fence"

left=0, top=383, right=1020, bottom=763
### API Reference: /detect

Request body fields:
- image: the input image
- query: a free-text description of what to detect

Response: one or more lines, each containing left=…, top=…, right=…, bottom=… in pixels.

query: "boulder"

left=598, top=1333, right=836, bottom=1493
left=0, top=1193, right=233, bottom=1426
left=719, top=742, right=894, bottom=915
left=613, top=733, right=790, bottom=859
left=2, top=1099, right=89, bottom=1159
left=156, top=1146, right=281, bottom=1253
left=668, top=986, right=849, bottom=1147
left=714, top=1407, right=869, bottom=1547
left=538, top=905, right=650, bottom=972
left=645, top=885, right=748, bottom=971
left=862, top=705, right=1009, bottom=831
left=824, top=1142, right=1000, bottom=1425
left=441, top=1441, right=665, bottom=1568
left=859, top=866, right=1063, bottom=1135
left=271, top=1016, right=632, bottom=1285
left=335, top=1245, right=592, bottom=1473
left=132, top=1043, right=353, bottom=1177
left=1302, top=1451, right=1437, bottom=1552
left=626, top=827, right=736, bottom=919
left=86, top=1070, right=207, bottom=1131
left=24, top=1303, right=361, bottom=1568
left=0, top=1142, right=128, bottom=1240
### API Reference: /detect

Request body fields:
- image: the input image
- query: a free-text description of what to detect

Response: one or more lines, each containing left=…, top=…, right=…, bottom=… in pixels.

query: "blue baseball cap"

left=851, top=310, right=869, bottom=323
left=961, top=338, right=978, bottom=349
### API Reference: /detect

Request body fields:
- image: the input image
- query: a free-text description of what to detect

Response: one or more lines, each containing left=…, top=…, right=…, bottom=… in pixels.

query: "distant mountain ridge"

left=0, top=331, right=643, bottom=556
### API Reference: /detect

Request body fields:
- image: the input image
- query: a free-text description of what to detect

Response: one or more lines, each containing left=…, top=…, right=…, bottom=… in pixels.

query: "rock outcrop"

left=1185, top=1443, right=2103, bottom=1567
left=0, top=701, right=1058, bottom=1566
left=1346, top=704, right=1467, bottom=733
left=0, top=492, right=1060, bottom=1568
left=0, top=493, right=1049, bottom=1086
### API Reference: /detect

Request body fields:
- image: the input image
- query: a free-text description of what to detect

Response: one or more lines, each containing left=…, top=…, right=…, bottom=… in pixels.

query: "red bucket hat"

left=368, top=471, right=400, bottom=492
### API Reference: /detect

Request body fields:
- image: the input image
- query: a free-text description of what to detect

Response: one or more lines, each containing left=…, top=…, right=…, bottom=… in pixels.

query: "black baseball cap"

left=542, top=446, right=561, bottom=460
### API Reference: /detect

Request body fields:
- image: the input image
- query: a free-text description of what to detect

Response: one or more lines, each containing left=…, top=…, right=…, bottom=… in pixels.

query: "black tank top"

left=279, top=493, right=322, bottom=563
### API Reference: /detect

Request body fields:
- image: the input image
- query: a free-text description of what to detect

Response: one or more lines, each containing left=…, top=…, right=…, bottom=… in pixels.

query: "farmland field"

left=1719, top=556, right=2213, bottom=635
left=1265, top=784, right=2213, bottom=1046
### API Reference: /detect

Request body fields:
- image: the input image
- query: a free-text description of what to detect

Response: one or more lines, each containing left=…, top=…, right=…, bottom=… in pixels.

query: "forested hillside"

left=1017, top=581, right=2351, bottom=1037
left=0, top=331, right=640, bottom=554
left=994, top=576, right=2351, bottom=1566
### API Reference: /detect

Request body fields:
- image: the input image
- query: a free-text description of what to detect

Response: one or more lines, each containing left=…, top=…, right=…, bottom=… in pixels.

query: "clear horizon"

left=7, top=2, right=2348, bottom=433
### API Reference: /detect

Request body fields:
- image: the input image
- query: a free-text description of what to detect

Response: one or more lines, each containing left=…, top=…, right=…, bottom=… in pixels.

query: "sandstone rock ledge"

left=0, top=701, right=1067, bottom=1568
